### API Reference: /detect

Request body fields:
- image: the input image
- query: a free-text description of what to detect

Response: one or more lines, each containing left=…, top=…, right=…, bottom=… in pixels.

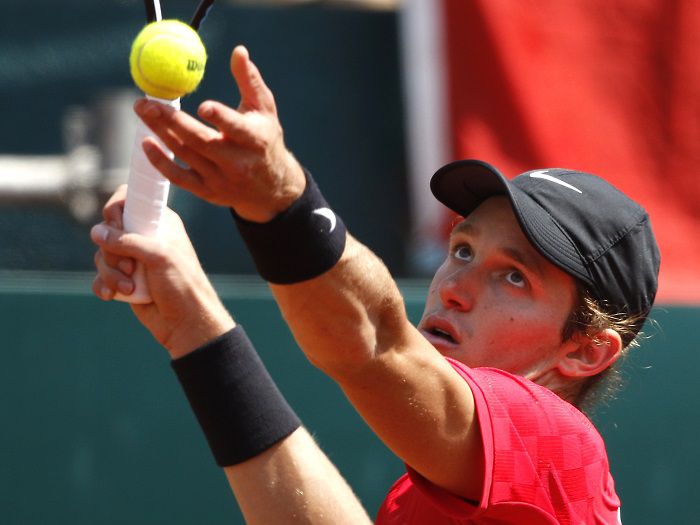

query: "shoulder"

left=378, top=360, right=620, bottom=523
left=445, top=358, right=599, bottom=438
left=445, top=358, right=617, bottom=517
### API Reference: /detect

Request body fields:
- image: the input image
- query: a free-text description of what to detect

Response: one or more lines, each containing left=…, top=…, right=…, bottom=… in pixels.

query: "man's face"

left=419, top=196, right=578, bottom=381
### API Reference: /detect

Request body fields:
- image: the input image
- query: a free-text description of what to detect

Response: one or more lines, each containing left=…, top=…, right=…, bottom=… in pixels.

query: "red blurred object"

left=440, top=0, right=700, bottom=303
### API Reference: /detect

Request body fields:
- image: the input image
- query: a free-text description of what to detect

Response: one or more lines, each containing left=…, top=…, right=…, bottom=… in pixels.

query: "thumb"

left=230, top=45, right=277, bottom=114
left=90, top=223, right=163, bottom=264
left=102, top=184, right=128, bottom=229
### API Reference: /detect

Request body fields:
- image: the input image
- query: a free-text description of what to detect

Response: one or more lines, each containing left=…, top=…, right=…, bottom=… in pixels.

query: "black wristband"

left=171, top=326, right=301, bottom=466
left=232, top=170, right=347, bottom=284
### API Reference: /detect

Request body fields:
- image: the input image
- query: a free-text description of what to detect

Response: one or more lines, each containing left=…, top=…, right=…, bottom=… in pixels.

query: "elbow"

left=308, top=295, right=414, bottom=380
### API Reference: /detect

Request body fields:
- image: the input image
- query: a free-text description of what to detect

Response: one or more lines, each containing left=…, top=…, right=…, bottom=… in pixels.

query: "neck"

left=533, top=369, right=584, bottom=407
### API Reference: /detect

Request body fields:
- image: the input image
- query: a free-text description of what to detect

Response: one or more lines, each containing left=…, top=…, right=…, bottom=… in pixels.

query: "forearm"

left=173, top=328, right=370, bottom=524
left=225, top=427, right=371, bottom=525
left=270, top=237, right=482, bottom=498
left=270, top=234, right=412, bottom=377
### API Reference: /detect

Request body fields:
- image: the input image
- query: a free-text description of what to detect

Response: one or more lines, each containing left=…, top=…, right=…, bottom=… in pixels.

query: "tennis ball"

left=129, top=19, right=207, bottom=100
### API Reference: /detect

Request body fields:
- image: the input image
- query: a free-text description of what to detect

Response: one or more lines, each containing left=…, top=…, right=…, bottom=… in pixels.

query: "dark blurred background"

left=0, top=0, right=408, bottom=276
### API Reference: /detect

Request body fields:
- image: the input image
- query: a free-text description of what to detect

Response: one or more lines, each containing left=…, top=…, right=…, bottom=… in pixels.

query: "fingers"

left=102, top=249, right=134, bottom=277
left=90, top=223, right=159, bottom=301
left=230, top=45, right=277, bottom=114
left=134, top=98, right=219, bottom=153
left=99, top=186, right=135, bottom=284
left=141, top=137, right=207, bottom=194
left=92, top=275, right=113, bottom=301
left=134, top=99, right=225, bottom=184
left=197, top=100, right=260, bottom=143
left=93, top=251, right=134, bottom=300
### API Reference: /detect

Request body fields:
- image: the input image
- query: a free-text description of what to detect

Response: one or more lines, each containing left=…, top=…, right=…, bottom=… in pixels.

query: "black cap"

left=430, top=159, right=660, bottom=331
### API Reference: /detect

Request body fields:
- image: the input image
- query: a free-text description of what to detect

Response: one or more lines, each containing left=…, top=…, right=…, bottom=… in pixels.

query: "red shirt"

left=376, top=359, right=621, bottom=524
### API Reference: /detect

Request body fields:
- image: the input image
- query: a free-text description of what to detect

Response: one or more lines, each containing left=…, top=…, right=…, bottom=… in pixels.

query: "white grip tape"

left=114, top=96, right=180, bottom=304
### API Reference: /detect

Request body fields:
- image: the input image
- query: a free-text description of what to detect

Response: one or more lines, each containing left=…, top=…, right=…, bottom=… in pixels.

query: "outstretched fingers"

left=230, top=45, right=277, bottom=114
left=197, top=100, right=261, bottom=144
left=141, top=137, right=207, bottom=193
left=135, top=99, right=219, bottom=154
left=134, top=99, right=229, bottom=188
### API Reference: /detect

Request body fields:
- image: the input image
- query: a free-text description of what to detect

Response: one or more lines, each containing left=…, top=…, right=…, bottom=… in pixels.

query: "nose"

left=437, top=267, right=476, bottom=312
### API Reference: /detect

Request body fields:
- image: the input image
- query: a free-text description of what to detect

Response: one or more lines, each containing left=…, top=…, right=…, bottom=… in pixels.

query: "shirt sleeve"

left=402, top=359, right=497, bottom=519
left=403, top=359, right=617, bottom=521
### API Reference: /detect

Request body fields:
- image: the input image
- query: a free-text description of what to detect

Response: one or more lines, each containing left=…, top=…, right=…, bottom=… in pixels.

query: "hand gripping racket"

left=115, top=0, right=215, bottom=304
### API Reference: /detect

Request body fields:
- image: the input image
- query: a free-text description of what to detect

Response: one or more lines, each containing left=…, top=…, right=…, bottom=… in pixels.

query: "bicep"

left=336, top=324, right=485, bottom=502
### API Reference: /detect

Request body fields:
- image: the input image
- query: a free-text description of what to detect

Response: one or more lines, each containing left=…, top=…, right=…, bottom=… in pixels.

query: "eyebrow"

left=451, top=220, right=546, bottom=279
left=502, top=246, right=545, bottom=279
left=451, top=220, right=479, bottom=237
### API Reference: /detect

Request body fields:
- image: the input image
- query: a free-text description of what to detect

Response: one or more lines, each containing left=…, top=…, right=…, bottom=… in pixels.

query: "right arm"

left=91, top=187, right=371, bottom=524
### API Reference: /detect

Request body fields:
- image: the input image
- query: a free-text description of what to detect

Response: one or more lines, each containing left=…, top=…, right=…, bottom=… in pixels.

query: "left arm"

left=131, top=46, right=485, bottom=500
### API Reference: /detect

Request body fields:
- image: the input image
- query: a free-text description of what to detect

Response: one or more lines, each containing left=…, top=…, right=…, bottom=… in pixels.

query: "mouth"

left=424, top=327, right=457, bottom=343
left=419, top=317, right=461, bottom=347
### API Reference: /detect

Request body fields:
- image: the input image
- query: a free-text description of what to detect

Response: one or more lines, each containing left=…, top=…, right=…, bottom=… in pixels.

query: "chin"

left=433, top=343, right=468, bottom=363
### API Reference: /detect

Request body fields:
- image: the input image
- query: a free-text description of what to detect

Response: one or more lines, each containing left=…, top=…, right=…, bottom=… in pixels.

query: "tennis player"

left=92, top=45, right=659, bottom=524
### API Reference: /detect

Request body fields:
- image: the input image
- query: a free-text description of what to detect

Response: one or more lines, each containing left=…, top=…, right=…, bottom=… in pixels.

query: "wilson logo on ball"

left=187, top=60, right=205, bottom=72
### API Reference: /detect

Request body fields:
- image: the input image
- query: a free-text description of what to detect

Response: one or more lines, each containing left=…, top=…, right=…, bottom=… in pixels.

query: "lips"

left=419, top=316, right=461, bottom=347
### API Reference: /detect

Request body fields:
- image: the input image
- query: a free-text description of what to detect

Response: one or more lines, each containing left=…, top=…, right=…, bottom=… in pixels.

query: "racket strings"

left=144, top=0, right=162, bottom=23
left=144, top=0, right=215, bottom=30
left=190, top=0, right=215, bottom=31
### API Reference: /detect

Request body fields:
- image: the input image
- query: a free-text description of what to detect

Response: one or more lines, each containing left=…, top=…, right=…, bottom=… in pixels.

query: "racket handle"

left=114, top=96, right=180, bottom=304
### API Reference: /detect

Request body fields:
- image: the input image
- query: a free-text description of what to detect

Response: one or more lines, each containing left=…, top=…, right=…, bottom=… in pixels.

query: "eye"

left=453, top=244, right=473, bottom=262
left=505, top=270, right=527, bottom=288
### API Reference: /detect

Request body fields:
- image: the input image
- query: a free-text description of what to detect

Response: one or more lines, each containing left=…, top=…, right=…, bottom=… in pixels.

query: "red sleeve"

left=403, top=359, right=620, bottom=523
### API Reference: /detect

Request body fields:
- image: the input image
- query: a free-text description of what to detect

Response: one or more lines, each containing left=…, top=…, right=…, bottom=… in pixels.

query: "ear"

left=557, top=329, right=623, bottom=378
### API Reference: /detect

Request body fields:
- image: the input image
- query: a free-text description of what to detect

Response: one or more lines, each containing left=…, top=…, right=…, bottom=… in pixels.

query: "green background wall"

left=0, top=274, right=697, bottom=524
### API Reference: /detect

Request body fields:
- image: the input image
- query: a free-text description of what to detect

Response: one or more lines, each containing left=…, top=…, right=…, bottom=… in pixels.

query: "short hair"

left=562, top=285, right=649, bottom=415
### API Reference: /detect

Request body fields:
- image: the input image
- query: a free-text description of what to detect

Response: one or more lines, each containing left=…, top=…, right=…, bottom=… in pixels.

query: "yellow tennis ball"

left=129, top=19, right=207, bottom=100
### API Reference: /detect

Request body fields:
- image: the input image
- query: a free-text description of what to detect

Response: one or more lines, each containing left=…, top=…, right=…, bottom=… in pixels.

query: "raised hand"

left=134, top=45, right=306, bottom=223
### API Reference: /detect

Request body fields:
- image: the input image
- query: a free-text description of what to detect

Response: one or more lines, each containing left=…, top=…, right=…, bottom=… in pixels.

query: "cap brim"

left=430, top=159, right=511, bottom=217
left=431, top=159, right=590, bottom=283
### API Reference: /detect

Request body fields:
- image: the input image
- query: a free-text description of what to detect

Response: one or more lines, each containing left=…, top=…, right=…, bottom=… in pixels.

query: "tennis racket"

left=115, top=0, right=215, bottom=304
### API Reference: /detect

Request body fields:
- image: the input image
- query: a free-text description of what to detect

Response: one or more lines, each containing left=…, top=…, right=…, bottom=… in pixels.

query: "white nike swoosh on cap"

left=312, top=207, right=337, bottom=232
left=529, top=170, right=583, bottom=194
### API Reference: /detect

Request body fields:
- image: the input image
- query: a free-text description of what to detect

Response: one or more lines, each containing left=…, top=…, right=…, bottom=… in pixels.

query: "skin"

left=92, top=44, right=622, bottom=521
left=92, top=185, right=234, bottom=358
left=419, top=196, right=581, bottom=391
left=91, top=188, right=371, bottom=524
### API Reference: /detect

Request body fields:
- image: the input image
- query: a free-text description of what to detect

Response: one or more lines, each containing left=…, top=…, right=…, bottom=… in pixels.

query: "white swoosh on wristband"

left=312, top=207, right=337, bottom=233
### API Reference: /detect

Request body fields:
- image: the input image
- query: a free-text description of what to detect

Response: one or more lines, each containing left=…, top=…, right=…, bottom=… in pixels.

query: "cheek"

left=485, top=308, right=564, bottom=350
left=419, top=286, right=441, bottom=323
left=421, top=264, right=450, bottom=310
